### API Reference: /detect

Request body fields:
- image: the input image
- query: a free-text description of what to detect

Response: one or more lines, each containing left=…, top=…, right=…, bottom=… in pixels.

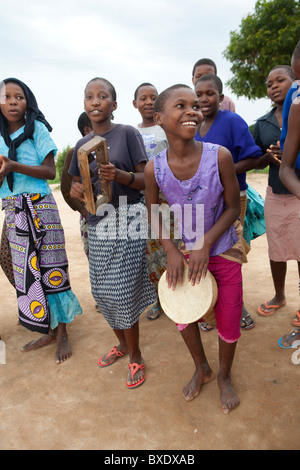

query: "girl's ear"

left=133, top=99, right=137, bottom=109
left=154, top=111, right=162, bottom=126
left=112, top=101, right=118, bottom=112
left=219, top=93, right=224, bottom=103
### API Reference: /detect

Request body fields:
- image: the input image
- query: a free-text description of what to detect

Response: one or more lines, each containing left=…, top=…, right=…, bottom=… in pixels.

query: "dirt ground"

left=0, top=172, right=299, bottom=451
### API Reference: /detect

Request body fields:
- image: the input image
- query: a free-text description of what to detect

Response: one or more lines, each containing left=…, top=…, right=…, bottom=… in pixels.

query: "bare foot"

left=55, top=324, right=72, bottom=364
left=218, top=375, right=240, bottom=414
left=21, top=333, right=55, bottom=352
left=183, top=367, right=215, bottom=402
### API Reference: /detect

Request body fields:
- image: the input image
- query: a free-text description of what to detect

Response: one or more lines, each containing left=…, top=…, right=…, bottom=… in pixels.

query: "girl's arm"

left=0, top=152, right=56, bottom=183
left=188, top=146, right=240, bottom=285
left=234, top=156, right=260, bottom=173
left=279, top=102, right=300, bottom=199
left=99, top=161, right=147, bottom=190
left=144, top=160, right=188, bottom=290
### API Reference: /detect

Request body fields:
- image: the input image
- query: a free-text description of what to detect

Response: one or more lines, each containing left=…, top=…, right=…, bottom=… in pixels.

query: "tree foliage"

left=223, top=0, right=300, bottom=100
left=55, top=145, right=71, bottom=179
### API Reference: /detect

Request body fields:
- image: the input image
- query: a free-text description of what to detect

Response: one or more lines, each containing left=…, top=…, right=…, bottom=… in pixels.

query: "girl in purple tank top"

left=145, top=84, right=243, bottom=414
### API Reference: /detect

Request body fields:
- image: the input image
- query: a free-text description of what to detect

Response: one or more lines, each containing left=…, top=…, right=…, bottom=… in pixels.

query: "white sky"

left=1, top=0, right=273, bottom=152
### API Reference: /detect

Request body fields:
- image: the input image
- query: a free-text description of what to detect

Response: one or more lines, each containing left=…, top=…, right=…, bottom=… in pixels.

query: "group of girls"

left=0, top=39, right=299, bottom=414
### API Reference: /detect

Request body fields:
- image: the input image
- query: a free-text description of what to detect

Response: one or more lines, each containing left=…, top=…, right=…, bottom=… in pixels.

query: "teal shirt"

left=0, top=120, right=57, bottom=198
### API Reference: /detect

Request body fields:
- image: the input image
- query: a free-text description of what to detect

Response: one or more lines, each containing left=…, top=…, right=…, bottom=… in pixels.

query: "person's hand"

left=165, top=245, right=189, bottom=291
left=0, top=155, right=13, bottom=183
left=188, top=244, right=210, bottom=286
left=266, top=141, right=282, bottom=167
left=99, top=162, right=117, bottom=182
left=70, top=181, right=85, bottom=203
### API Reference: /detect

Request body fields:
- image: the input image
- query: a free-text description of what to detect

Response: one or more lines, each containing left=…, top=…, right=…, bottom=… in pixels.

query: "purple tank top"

left=153, top=142, right=238, bottom=255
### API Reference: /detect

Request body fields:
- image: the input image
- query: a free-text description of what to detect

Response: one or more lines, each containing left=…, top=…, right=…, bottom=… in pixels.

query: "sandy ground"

left=0, top=172, right=299, bottom=451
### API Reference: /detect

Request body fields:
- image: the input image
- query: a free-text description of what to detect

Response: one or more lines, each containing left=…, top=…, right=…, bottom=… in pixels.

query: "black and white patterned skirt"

left=88, top=202, right=156, bottom=329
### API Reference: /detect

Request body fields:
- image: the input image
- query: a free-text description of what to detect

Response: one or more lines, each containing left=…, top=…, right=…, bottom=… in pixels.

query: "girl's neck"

left=92, top=120, right=115, bottom=135
left=168, top=136, right=199, bottom=161
left=8, top=120, right=26, bottom=135
left=274, top=104, right=283, bottom=128
left=139, top=117, right=156, bottom=128
left=199, top=113, right=216, bottom=137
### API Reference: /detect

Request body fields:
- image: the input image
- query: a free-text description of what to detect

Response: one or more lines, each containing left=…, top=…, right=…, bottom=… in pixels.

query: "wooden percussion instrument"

left=158, top=266, right=218, bottom=326
left=77, top=136, right=111, bottom=215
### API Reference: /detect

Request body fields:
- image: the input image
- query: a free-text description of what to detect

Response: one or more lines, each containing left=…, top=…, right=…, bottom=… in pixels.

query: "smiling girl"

left=145, top=84, right=243, bottom=414
left=0, top=78, right=82, bottom=364
left=69, top=77, right=156, bottom=389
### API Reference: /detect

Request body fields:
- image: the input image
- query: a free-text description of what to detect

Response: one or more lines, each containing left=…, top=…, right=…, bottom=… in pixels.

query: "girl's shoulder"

left=33, top=119, right=51, bottom=135
left=219, top=109, right=245, bottom=124
left=117, top=123, right=141, bottom=136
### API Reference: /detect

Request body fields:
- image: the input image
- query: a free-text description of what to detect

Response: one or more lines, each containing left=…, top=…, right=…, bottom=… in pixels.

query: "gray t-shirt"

left=69, top=124, right=147, bottom=225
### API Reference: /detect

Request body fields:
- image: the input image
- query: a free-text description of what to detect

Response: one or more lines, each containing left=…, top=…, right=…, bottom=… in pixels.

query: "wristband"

left=128, top=171, right=135, bottom=186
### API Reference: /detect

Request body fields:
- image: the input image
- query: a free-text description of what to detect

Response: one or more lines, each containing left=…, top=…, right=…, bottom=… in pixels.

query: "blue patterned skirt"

left=88, top=202, right=156, bottom=329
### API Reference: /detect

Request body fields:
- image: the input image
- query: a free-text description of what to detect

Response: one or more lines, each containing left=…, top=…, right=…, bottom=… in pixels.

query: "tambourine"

left=158, top=266, right=218, bottom=326
left=77, top=136, right=111, bottom=215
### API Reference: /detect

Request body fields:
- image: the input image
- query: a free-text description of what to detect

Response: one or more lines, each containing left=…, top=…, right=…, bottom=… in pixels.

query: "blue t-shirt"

left=195, top=110, right=262, bottom=190
left=280, top=81, right=300, bottom=169
left=0, top=120, right=57, bottom=198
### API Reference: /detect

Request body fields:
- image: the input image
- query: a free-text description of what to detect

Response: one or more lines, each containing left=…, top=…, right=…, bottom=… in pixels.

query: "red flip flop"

left=126, top=362, right=145, bottom=389
left=292, top=310, right=300, bottom=327
left=98, top=346, right=128, bottom=367
left=257, top=300, right=285, bottom=316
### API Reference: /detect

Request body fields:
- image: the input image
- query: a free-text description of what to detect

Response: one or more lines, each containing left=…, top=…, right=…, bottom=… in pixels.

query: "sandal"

left=126, top=362, right=145, bottom=389
left=240, top=313, right=256, bottom=330
left=146, top=302, right=162, bottom=320
left=98, top=346, right=128, bottom=367
left=200, top=322, right=214, bottom=332
left=278, top=329, right=300, bottom=349
left=257, top=300, right=286, bottom=316
left=292, top=310, right=300, bottom=327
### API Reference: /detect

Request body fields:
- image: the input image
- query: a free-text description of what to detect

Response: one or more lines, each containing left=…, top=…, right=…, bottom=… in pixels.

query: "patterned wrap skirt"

left=88, top=202, right=156, bottom=330
left=2, top=193, right=82, bottom=334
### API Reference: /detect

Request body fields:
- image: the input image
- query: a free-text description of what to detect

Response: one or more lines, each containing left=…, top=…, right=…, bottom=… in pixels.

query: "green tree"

left=55, top=145, right=71, bottom=179
left=223, top=0, right=300, bottom=99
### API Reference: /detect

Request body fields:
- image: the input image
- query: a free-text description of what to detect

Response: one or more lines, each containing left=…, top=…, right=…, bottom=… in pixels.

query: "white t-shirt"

left=136, top=124, right=168, bottom=160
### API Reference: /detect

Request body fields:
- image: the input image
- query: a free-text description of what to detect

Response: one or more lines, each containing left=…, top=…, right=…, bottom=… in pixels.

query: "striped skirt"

left=88, top=202, right=156, bottom=329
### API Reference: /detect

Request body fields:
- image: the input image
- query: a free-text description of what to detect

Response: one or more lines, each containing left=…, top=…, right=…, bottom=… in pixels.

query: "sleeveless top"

left=153, top=142, right=238, bottom=255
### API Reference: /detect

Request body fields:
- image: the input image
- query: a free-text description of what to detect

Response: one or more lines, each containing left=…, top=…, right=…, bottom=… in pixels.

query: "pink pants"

left=177, top=256, right=242, bottom=343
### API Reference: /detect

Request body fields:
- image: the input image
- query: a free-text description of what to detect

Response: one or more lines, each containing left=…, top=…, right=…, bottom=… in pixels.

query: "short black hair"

left=154, top=84, right=192, bottom=113
left=85, top=77, right=117, bottom=101
left=134, top=82, right=157, bottom=100
left=292, top=39, right=300, bottom=60
left=192, top=58, right=217, bottom=77
left=269, top=65, right=296, bottom=81
left=195, top=74, right=223, bottom=94
left=77, top=112, right=92, bottom=137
